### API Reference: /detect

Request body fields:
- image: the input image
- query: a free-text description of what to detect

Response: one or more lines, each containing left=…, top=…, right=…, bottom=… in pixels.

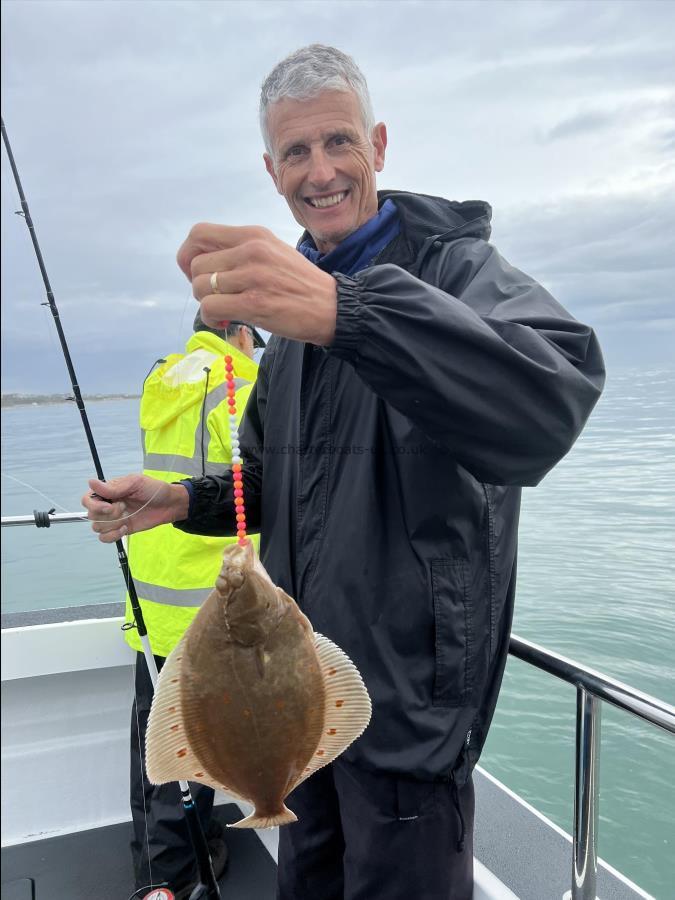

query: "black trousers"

left=130, top=652, right=216, bottom=891
left=277, top=759, right=474, bottom=900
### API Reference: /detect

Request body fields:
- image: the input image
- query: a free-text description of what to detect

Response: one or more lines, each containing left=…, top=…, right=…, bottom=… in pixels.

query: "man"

left=84, top=45, right=604, bottom=899
left=126, top=316, right=261, bottom=900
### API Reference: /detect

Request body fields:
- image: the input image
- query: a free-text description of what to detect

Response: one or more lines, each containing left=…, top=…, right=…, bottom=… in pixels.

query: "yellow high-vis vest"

left=124, top=330, right=260, bottom=657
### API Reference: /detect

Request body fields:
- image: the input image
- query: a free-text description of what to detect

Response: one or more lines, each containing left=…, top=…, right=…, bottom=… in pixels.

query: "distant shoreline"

left=1, top=394, right=140, bottom=408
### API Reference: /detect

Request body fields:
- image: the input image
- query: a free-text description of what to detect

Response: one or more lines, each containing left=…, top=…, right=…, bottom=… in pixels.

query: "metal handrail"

left=509, top=634, right=675, bottom=900
left=1, top=512, right=87, bottom=527
left=510, top=635, right=675, bottom=734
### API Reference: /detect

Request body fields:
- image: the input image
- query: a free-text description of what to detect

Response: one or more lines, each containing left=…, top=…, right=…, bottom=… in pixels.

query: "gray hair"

left=260, top=44, right=375, bottom=157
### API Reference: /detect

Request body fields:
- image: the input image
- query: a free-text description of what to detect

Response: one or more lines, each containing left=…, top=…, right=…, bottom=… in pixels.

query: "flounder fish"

left=146, top=539, right=371, bottom=828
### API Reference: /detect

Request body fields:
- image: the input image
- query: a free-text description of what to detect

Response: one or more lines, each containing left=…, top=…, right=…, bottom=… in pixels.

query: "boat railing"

left=1, top=512, right=87, bottom=527
left=509, top=634, right=675, bottom=900
left=2, top=512, right=675, bottom=899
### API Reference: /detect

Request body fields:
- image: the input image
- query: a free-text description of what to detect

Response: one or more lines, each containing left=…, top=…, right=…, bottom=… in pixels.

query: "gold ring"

left=210, top=271, right=220, bottom=294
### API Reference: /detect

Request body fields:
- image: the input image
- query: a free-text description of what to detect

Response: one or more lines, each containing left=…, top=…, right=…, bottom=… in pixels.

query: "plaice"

left=145, top=539, right=372, bottom=828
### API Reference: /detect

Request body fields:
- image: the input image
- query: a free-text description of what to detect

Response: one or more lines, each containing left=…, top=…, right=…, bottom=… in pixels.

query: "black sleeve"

left=326, top=239, right=605, bottom=486
left=173, top=342, right=271, bottom=536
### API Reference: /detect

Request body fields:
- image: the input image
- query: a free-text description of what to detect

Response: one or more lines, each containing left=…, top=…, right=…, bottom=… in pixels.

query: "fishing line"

left=83, top=286, right=199, bottom=529
left=3, top=473, right=75, bottom=515
left=131, top=657, right=159, bottom=894
left=1, top=117, right=222, bottom=899
left=1, top=115, right=198, bottom=526
left=2, top=288, right=198, bottom=528
left=127, top=884, right=170, bottom=900
left=92, top=289, right=256, bottom=529
left=124, top=289, right=202, bottom=896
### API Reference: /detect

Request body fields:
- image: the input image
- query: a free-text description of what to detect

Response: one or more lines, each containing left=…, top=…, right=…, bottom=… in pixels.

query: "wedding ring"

left=210, top=271, right=221, bottom=294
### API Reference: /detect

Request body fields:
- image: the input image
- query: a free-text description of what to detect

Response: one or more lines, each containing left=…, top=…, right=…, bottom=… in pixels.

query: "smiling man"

left=263, top=88, right=386, bottom=253
left=84, top=45, right=605, bottom=899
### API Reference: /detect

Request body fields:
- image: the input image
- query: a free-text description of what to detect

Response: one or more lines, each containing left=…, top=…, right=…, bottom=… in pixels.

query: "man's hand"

left=177, top=224, right=338, bottom=346
left=81, top=475, right=190, bottom=544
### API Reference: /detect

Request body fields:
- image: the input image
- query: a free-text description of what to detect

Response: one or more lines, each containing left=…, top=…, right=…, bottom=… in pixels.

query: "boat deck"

left=1, top=773, right=649, bottom=900
left=1, top=803, right=277, bottom=900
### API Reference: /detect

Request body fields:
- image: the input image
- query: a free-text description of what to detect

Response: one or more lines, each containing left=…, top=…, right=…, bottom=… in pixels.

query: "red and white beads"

left=224, top=355, right=247, bottom=545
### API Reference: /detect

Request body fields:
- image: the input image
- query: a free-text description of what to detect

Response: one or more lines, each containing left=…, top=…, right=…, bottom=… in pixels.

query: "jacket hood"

left=378, top=190, right=492, bottom=245
left=140, top=331, right=258, bottom=431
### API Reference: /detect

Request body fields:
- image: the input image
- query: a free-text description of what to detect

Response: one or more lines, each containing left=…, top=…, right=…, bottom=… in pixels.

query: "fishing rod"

left=1, top=117, right=221, bottom=900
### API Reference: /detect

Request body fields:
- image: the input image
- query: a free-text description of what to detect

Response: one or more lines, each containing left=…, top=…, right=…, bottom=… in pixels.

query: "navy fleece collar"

left=298, top=199, right=400, bottom=276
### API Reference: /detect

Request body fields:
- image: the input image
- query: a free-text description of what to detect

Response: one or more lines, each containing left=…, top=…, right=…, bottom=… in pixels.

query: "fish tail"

left=227, top=805, right=298, bottom=829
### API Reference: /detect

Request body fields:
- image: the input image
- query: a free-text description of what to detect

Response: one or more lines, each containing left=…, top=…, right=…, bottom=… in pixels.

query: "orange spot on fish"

left=171, top=679, right=179, bottom=684
left=177, top=749, right=187, bottom=758
left=335, top=700, right=345, bottom=707
left=243, top=709, right=251, bottom=717
left=222, top=692, right=231, bottom=704
left=327, top=728, right=337, bottom=735
left=194, top=772, right=204, bottom=777
left=168, top=706, right=176, bottom=713
left=328, top=668, right=337, bottom=676
left=316, top=749, right=325, bottom=756
left=170, top=724, right=180, bottom=732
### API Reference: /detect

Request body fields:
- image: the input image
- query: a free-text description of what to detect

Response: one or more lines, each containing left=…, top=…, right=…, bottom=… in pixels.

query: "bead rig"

left=224, top=355, right=247, bottom=544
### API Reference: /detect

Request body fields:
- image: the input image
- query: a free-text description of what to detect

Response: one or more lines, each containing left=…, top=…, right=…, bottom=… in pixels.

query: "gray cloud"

left=543, top=96, right=674, bottom=147
left=545, top=111, right=616, bottom=142
left=494, top=189, right=675, bottom=365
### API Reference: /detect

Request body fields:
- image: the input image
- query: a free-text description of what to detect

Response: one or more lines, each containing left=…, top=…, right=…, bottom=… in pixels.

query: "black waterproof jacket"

left=177, top=190, right=605, bottom=784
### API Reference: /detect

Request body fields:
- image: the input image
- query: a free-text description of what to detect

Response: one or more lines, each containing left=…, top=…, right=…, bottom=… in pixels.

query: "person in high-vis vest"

left=126, top=313, right=263, bottom=900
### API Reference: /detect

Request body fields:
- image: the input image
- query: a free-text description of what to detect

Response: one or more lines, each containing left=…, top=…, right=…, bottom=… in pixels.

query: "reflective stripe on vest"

left=142, top=376, right=249, bottom=476
left=132, top=579, right=211, bottom=607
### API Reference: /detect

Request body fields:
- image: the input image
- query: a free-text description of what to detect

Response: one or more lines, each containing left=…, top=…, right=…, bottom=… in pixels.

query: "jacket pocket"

left=431, top=558, right=472, bottom=707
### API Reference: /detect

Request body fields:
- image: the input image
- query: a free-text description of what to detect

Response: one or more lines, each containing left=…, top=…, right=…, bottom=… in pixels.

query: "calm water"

left=2, top=369, right=674, bottom=897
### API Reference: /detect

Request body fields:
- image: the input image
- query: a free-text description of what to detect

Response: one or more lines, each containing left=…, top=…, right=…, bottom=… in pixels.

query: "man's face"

left=263, top=90, right=387, bottom=254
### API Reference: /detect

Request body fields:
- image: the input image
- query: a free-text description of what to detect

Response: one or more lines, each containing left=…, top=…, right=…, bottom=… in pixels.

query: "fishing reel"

left=129, top=885, right=172, bottom=900
left=132, top=883, right=218, bottom=900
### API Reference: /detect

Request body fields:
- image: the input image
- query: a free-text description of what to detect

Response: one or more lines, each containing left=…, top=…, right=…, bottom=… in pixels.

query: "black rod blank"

left=1, top=117, right=221, bottom=899
left=1, top=116, right=149, bottom=639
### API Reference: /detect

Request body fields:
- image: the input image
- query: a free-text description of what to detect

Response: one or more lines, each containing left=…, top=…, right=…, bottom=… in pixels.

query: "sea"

left=2, top=367, right=674, bottom=898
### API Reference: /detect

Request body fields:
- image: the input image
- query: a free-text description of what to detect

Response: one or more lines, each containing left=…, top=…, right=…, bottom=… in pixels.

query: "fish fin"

left=228, top=805, right=298, bottom=829
left=145, top=638, right=197, bottom=784
left=289, top=632, right=372, bottom=792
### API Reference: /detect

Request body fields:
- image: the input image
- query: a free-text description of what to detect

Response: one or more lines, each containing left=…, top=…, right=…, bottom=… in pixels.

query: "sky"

left=2, top=0, right=674, bottom=394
